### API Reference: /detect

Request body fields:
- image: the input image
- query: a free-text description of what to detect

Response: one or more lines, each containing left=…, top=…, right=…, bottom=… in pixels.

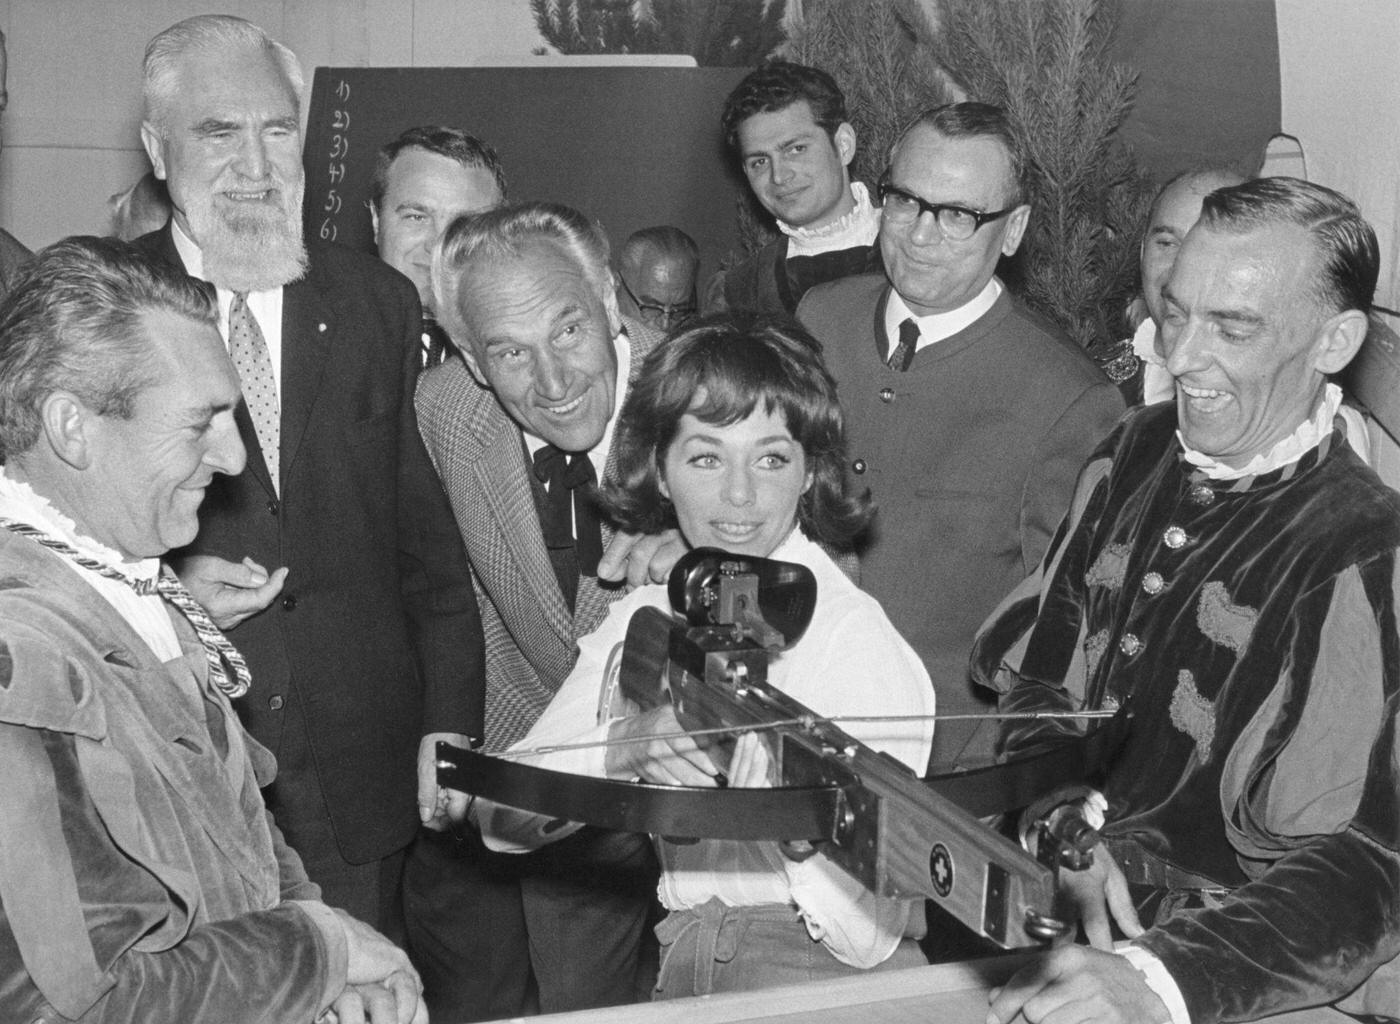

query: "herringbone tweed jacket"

left=416, top=318, right=662, bottom=749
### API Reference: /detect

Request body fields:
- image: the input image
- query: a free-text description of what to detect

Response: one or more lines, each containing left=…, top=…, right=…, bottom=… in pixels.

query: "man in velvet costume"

left=976, top=178, right=1400, bottom=1023
left=416, top=202, right=664, bottom=1015
left=705, top=61, right=880, bottom=315
left=0, top=238, right=425, bottom=1024
left=798, top=103, right=1124, bottom=769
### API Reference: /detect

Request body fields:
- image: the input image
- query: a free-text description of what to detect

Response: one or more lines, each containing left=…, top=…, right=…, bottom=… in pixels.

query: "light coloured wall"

left=0, top=0, right=545, bottom=249
left=1277, top=0, right=1400, bottom=310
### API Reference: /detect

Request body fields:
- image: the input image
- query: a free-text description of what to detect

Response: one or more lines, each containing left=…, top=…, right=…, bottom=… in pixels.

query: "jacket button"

left=852, top=459, right=867, bottom=475
left=1118, top=633, right=1144, bottom=656
left=878, top=387, right=895, bottom=403
left=267, top=499, right=279, bottom=516
left=1141, top=572, right=1165, bottom=595
left=282, top=594, right=298, bottom=611
left=268, top=695, right=285, bottom=711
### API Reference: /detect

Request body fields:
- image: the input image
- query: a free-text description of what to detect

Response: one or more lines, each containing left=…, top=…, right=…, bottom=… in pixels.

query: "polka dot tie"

left=229, top=292, right=280, bottom=492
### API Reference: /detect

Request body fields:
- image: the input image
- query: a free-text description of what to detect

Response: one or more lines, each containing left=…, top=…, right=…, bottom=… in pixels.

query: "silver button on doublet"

left=1141, top=572, right=1165, bottom=595
left=1119, top=634, right=1144, bottom=656
left=852, top=459, right=867, bottom=475
left=879, top=387, right=895, bottom=403
left=1189, top=484, right=1214, bottom=506
left=1163, top=526, right=1188, bottom=549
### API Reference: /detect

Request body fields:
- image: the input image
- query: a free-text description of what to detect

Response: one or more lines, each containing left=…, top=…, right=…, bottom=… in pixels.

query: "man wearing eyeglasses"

left=798, top=102, right=1124, bottom=772
left=615, top=225, right=699, bottom=332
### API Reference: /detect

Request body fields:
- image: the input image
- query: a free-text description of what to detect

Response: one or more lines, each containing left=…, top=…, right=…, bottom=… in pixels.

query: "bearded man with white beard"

left=134, top=14, right=484, bottom=935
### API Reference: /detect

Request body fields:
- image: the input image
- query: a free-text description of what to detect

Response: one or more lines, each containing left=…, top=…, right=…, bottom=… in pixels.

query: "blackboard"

left=302, top=66, right=751, bottom=284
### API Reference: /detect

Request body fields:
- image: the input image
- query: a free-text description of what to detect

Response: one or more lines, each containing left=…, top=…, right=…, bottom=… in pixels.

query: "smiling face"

left=1141, top=171, right=1245, bottom=328
left=455, top=237, right=620, bottom=453
left=373, top=147, right=504, bottom=311
left=737, top=100, right=856, bottom=230
left=659, top=405, right=812, bottom=557
left=80, top=309, right=245, bottom=560
left=1160, top=221, right=1345, bottom=468
left=879, top=125, right=1029, bottom=316
left=141, top=44, right=305, bottom=291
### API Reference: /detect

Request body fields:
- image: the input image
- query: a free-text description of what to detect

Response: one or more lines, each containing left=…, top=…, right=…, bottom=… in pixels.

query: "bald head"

left=1141, top=167, right=1248, bottom=327
left=616, top=226, right=699, bottom=331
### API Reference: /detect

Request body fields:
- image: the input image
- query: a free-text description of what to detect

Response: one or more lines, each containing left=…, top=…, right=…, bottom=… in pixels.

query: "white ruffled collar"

left=778, top=182, right=881, bottom=254
left=0, top=470, right=160, bottom=579
left=1179, top=382, right=1343, bottom=480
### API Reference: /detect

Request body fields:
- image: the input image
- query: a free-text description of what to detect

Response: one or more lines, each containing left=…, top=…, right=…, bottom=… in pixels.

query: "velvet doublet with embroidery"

left=973, top=402, right=1400, bottom=1021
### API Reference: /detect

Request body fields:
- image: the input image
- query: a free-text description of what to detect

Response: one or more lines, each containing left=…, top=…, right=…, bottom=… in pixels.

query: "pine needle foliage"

left=531, top=0, right=787, bottom=66
left=788, top=0, right=952, bottom=190
left=931, top=0, right=1154, bottom=357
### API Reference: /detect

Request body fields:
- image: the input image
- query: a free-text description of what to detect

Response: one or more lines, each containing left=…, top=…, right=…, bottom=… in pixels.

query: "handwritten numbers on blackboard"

left=320, top=79, right=353, bottom=244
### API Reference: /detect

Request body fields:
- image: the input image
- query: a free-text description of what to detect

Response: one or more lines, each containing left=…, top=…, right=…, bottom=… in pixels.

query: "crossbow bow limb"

left=438, top=548, right=1127, bottom=949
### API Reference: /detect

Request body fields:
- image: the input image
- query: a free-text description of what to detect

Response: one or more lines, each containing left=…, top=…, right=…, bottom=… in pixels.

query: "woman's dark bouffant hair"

left=600, top=312, right=872, bottom=548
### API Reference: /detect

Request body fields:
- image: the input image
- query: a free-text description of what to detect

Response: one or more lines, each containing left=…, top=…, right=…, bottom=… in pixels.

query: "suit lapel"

left=278, top=274, right=333, bottom=483
left=470, top=404, right=575, bottom=649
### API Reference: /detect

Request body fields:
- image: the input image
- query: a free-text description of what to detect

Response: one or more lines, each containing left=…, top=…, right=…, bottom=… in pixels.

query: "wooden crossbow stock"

left=438, top=548, right=1128, bottom=949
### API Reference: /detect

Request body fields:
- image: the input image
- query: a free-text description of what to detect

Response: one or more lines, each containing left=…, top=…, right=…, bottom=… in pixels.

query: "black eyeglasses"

left=877, top=179, right=1018, bottom=241
left=618, top=276, right=696, bottom=329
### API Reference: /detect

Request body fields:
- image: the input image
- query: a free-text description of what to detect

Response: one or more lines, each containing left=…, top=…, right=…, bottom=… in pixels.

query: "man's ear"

left=1001, top=204, right=1032, bottom=258
left=602, top=279, right=623, bottom=337
left=833, top=122, right=857, bottom=168
left=1313, top=309, right=1370, bottom=375
left=457, top=341, right=490, bottom=388
left=140, top=122, right=167, bottom=181
left=40, top=392, right=94, bottom=471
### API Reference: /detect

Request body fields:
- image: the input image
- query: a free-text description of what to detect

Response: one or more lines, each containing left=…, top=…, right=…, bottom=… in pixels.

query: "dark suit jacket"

left=135, top=225, right=484, bottom=864
left=415, top=320, right=662, bottom=750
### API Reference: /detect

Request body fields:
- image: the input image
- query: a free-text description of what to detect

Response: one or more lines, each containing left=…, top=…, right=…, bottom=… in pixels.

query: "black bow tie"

left=532, top=444, right=603, bottom=577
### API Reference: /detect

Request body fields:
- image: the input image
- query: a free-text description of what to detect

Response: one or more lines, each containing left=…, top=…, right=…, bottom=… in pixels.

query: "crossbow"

left=438, top=548, right=1127, bottom=949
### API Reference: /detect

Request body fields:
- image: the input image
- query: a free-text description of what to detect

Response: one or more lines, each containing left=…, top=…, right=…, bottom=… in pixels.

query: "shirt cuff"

left=286, top=900, right=348, bottom=1015
left=1118, top=943, right=1191, bottom=1024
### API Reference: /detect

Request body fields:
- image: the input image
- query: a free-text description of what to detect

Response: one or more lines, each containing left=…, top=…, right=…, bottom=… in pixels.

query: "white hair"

left=143, top=15, right=304, bottom=131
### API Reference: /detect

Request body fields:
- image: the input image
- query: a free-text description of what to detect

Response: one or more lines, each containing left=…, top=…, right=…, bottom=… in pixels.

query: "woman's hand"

left=726, top=731, right=776, bottom=788
left=604, top=705, right=721, bottom=786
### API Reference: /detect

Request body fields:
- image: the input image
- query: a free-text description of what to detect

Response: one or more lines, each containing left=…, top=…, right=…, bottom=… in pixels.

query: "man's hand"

left=597, top=529, right=686, bottom=587
left=331, top=909, right=426, bottom=1024
left=987, top=946, right=1170, bottom=1024
left=323, top=979, right=427, bottom=1024
left=174, top=554, right=287, bottom=630
left=418, top=732, right=474, bottom=830
left=1057, top=841, right=1143, bottom=950
left=604, top=705, right=719, bottom=786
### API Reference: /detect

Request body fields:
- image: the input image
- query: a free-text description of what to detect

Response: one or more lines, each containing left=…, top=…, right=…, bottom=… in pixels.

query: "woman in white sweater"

left=477, top=313, right=934, bottom=997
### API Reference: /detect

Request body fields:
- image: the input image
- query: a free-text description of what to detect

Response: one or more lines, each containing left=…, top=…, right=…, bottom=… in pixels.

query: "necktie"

left=888, top=317, right=919, bottom=372
left=0, top=517, right=252, bottom=699
left=228, top=292, right=280, bottom=491
left=532, top=444, right=604, bottom=577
